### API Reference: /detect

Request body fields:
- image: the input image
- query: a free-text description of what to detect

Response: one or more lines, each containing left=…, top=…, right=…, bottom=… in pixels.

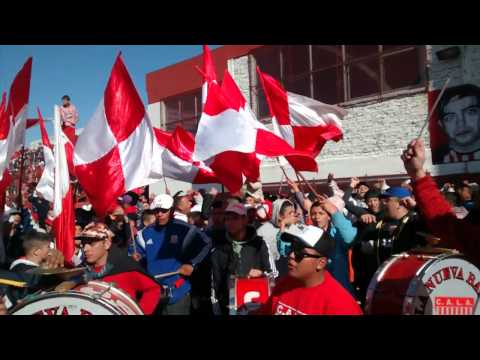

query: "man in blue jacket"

left=134, top=194, right=211, bottom=315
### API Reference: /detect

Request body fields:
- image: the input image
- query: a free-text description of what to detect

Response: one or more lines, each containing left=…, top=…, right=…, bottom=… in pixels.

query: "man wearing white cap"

left=133, top=194, right=211, bottom=314
left=256, top=225, right=362, bottom=315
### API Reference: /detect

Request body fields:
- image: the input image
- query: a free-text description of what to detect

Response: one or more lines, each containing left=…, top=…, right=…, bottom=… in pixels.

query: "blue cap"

left=380, top=187, right=411, bottom=199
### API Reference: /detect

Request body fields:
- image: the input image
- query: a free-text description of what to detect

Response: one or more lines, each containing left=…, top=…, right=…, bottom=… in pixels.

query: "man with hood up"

left=257, top=198, right=300, bottom=279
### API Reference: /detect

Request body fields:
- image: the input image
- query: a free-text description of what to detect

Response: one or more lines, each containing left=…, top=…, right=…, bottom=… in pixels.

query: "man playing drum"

left=75, top=222, right=162, bottom=315
left=401, top=138, right=480, bottom=267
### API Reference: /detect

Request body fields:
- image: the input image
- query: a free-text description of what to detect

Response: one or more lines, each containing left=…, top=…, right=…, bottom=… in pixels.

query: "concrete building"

left=146, top=45, right=480, bottom=195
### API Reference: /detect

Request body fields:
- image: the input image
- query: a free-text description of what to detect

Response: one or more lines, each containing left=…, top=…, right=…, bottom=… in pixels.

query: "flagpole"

left=16, top=146, right=26, bottom=208
left=296, top=171, right=320, bottom=198
left=163, top=176, right=170, bottom=195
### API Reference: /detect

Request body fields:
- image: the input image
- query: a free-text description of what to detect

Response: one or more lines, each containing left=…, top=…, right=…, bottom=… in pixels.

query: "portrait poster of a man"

left=429, top=84, right=480, bottom=164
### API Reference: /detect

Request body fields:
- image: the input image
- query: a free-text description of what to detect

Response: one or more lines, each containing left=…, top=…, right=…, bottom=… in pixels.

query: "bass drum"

left=365, top=249, right=480, bottom=315
left=10, top=281, right=144, bottom=315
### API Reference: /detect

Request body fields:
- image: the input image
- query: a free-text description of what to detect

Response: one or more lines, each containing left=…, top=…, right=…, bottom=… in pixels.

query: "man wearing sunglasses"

left=256, top=225, right=362, bottom=315
left=75, top=223, right=162, bottom=315
left=135, top=194, right=211, bottom=315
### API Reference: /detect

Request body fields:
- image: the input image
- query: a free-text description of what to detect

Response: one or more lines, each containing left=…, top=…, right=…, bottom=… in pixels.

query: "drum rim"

left=9, top=290, right=123, bottom=315
left=365, top=251, right=464, bottom=314
left=403, top=253, right=472, bottom=314
left=77, top=280, right=144, bottom=314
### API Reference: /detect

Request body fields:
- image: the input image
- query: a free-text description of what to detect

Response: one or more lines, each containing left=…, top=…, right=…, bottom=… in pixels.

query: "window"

left=251, top=45, right=426, bottom=116
left=251, top=46, right=282, bottom=120
left=383, top=47, right=424, bottom=91
left=349, top=58, right=381, bottom=98
left=164, top=89, right=202, bottom=133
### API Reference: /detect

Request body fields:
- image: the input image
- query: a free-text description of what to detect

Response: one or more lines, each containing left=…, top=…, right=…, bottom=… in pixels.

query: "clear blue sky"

left=0, top=45, right=221, bottom=144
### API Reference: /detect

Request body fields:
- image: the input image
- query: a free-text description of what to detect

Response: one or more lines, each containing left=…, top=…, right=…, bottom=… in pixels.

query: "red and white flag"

left=52, top=105, right=75, bottom=264
left=0, top=93, right=13, bottom=210
left=73, top=55, right=156, bottom=217
left=0, top=58, right=32, bottom=181
left=152, top=126, right=218, bottom=184
left=35, top=109, right=55, bottom=202
left=193, top=70, right=317, bottom=192
left=257, top=67, right=346, bottom=161
left=0, top=92, right=9, bottom=176
left=198, top=45, right=217, bottom=106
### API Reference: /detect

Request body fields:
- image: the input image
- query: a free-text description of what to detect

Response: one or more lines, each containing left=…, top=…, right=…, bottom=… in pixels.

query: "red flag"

left=74, top=55, right=156, bottom=217
left=193, top=69, right=316, bottom=192
left=52, top=105, right=75, bottom=265
left=257, top=67, right=345, bottom=163
left=151, top=126, right=218, bottom=184
left=0, top=58, right=32, bottom=182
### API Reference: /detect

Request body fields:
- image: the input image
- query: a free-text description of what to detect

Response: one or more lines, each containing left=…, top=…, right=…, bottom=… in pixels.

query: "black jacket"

left=211, top=226, right=271, bottom=315
left=355, top=211, right=427, bottom=266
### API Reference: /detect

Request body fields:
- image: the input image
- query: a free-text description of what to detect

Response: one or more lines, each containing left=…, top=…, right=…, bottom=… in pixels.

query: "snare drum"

left=9, top=281, right=144, bottom=315
left=365, top=249, right=480, bottom=315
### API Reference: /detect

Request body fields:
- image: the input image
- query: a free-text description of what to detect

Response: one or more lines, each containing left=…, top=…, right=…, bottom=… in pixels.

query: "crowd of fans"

left=1, top=137, right=479, bottom=315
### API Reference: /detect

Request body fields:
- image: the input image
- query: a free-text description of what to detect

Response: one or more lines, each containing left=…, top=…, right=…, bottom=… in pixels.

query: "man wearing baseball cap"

left=256, top=225, right=362, bottom=315
left=134, top=194, right=211, bottom=315
left=211, top=202, right=273, bottom=315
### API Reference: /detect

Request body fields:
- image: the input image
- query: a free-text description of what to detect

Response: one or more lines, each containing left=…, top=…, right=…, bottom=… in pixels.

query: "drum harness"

left=375, top=214, right=411, bottom=266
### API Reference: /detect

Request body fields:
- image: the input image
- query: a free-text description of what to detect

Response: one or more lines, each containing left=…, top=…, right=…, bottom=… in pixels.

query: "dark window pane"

left=284, top=45, right=310, bottom=78
left=165, top=99, right=181, bottom=127
left=312, top=45, right=342, bottom=70
left=183, top=118, right=197, bottom=133
left=285, top=75, right=311, bottom=97
left=253, top=46, right=282, bottom=80
left=346, top=45, right=379, bottom=61
left=349, top=59, right=380, bottom=99
left=257, top=87, right=271, bottom=120
left=384, top=49, right=422, bottom=91
left=383, top=45, right=412, bottom=53
left=313, top=66, right=344, bottom=104
left=165, top=120, right=182, bottom=132
left=193, top=89, right=202, bottom=117
left=180, top=93, right=196, bottom=121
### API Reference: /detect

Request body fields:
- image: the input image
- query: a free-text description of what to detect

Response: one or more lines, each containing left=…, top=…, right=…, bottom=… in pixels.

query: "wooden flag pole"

left=16, top=146, right=26, bottom=208
left=296, top=171, right=320, bottom=198
left=163, top=176, right=170, bottom=195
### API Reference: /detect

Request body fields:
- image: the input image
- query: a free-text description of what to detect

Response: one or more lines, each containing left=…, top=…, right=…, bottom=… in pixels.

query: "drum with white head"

left=9, top=281, right=144, bottom=315
left=366, top=249, right=480, bottom=315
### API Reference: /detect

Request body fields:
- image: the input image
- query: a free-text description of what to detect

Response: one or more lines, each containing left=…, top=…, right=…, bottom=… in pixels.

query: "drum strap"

left=375, top=216, right=410, bottom=265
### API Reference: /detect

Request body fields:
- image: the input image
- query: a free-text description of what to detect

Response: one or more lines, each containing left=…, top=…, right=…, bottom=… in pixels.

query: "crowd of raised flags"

left=0, top=46, right=346, bottom=265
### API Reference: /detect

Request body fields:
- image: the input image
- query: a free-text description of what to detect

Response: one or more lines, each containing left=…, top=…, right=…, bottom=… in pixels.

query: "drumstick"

left=154, top=270, right=181, bottom=279
left=417, top=77, right=451, bottom=139
left=416, top=231, right=441, bottom=241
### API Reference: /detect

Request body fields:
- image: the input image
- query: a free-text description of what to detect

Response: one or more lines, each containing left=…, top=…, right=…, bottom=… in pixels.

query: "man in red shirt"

left=76, top=222, right=162, bottom=315
left=401, top=138, right=480, bottom=267
left=257, top=225, right=362, bottom=315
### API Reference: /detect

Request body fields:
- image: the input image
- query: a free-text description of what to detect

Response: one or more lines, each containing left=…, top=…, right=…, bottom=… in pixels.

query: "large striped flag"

left=257, top=67, right=346, bottom=164
left=73, top=54, right=156, bottom=217
left=52, top=105, right=75, bottom=264
left=152, top=126, right=218, bottom=184
left=0, top=58, right=32, bottom=182
left=193, top=69, right=317, bottom=193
